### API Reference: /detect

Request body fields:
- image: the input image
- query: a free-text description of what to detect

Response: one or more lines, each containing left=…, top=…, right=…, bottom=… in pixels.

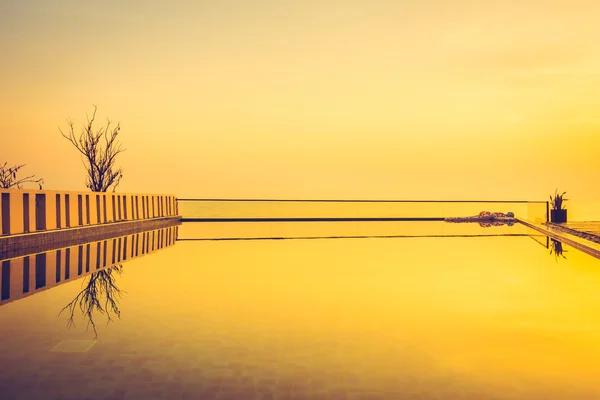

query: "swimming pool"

left=1, top=222, right=600, bottom=399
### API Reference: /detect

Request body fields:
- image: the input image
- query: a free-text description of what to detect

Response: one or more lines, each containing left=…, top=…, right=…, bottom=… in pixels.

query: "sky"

left=1, top=0, right=600, bottom=201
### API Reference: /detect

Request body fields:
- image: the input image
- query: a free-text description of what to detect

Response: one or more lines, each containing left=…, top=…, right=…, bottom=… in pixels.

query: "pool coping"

left=543, top=222, right=600, bottom=245
left=0, top=216, right=182, bottom=260
left=517, top=218, right=600, bottom=260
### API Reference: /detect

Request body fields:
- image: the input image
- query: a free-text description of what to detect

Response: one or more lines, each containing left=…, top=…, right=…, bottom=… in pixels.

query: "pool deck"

left=518, top=219, right=600, bottom=260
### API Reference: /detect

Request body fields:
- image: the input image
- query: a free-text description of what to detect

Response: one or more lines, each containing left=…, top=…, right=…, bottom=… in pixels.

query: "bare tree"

left=60, top=105, right=125, bottom=192
left=58, top=265, right=125, bottom=339
left=0, top=162, right=44, bottom=189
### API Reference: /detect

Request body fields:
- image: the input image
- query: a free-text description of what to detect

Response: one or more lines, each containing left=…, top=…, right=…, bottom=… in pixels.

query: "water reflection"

left=2, top=223, right=600, bottom=399
left=550, top=238, right=568, bottom=260
left=59, top=264, right=124, bottom=339
left=178, top=220, right=530, bottom=241
left=477, top=219, right=515, bottom=227
left=0, top=226, right=178, bottom=336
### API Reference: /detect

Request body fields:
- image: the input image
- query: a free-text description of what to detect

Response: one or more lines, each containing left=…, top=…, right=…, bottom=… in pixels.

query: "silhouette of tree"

left=60, top=105, right=125, bottom=192
left=59, top=264, right=125, bottom=339
left=0, top=162, right=43, bottom=189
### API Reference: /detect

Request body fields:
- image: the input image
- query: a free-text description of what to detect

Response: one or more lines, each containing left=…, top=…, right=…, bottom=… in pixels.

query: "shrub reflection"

left=549, top=238, right=567, bottom=261
left=59, top=265, right=125, bottom=339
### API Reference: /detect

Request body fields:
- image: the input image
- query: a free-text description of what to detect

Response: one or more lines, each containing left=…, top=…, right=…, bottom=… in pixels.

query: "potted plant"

left=550, top=189, right=568, bottom=223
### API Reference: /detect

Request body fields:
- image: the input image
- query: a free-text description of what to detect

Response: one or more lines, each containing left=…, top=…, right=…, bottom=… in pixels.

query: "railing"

left=177, top=198, right=548, bottom=223
left=1, top=189, right=179, bottom=236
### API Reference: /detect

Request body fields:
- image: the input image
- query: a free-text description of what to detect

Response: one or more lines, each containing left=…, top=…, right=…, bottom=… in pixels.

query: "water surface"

left=1, top=222, right=600, bottom=399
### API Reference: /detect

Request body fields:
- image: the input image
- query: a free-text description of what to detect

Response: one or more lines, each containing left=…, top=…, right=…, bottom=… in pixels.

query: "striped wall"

left=0, top=226, right=177, bottom=305
left=0, top=189, right=178, bottom=236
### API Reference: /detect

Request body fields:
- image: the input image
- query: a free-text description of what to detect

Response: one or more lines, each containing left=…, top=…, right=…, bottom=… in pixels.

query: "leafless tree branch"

left=60, top=105, right=125, bottom=192
left=0, top=162, right=44, bottom=189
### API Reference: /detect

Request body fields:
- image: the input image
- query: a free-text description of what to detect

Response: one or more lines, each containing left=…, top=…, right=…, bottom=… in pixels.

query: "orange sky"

left=1, top=1, right=599, bottom=201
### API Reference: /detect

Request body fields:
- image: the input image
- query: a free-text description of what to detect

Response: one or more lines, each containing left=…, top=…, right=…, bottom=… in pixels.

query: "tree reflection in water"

left=59, top=265, right=125, bottom=339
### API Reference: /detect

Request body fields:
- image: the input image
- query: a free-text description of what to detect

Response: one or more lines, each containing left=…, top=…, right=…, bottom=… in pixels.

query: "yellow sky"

left=1, top=0, right=599, bottom=201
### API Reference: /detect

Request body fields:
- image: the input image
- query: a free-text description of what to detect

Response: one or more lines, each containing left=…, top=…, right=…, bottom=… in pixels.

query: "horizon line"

left=177, top=198, right=547, bottom=203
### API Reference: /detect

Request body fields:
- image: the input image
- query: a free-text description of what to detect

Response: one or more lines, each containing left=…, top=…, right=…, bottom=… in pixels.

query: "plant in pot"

left=550, top=189, right=568, bottom=223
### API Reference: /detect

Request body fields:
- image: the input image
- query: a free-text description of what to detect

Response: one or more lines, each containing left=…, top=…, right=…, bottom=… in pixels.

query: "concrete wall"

left=0, top=189, right=178, bottom=236
left=0, top=225, right=178, bottom=305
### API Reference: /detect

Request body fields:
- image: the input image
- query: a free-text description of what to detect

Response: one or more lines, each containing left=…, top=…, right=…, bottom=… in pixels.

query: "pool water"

left=1, top=222, right=600, bottom=399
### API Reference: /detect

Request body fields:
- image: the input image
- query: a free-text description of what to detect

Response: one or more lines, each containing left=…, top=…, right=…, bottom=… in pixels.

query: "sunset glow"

left=3, top=4, right=600, bottom=397
left=2, top=1, right=599, bottom=203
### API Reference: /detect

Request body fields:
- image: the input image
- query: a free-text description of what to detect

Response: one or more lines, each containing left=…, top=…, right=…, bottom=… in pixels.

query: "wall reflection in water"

left=0, top=226, right=178, bottom=337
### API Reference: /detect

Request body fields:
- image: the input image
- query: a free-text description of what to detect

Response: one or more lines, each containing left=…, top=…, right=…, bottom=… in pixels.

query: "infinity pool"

left=1, top=222, right=600, bottom=399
